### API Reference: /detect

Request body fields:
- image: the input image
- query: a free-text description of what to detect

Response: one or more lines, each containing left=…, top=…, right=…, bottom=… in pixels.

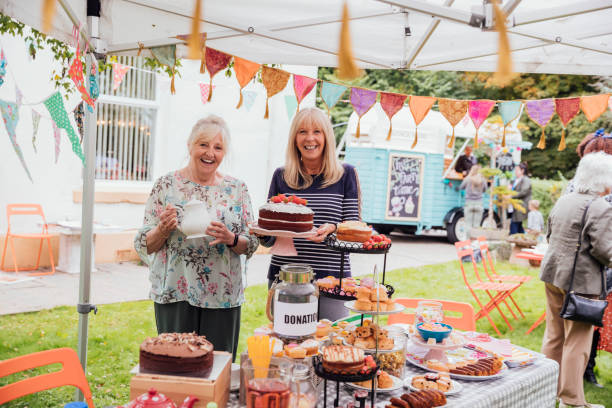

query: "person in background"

left=459, top=165, right=487, bottom=233
left=526, top=199, right=544, bottom=235
left=454, top=145, right=477, bottom=176
left=540, top=152, right=612, bottom=408
left=508, top=162, right=531, bottom=235
left=134, top=115, right=259, bottom=361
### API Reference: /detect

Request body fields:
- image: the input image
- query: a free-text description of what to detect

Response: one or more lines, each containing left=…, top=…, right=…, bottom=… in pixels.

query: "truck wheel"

left=372, top=224, right=394, bottom=235
left=447, top=213, right=467, bottom=243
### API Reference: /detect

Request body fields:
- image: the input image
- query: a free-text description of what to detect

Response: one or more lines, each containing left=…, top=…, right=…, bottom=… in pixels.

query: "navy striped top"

left=266, top=163, right=360, bottom=280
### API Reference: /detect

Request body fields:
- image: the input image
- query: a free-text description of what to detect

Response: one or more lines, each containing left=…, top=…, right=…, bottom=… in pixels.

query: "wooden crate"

left=130, top=351, right=231, bottom=408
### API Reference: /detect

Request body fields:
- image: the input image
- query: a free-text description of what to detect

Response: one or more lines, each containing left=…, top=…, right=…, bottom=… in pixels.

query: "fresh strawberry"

left=372, top=235, right=382, bottom=243
left=379, top=234, right=387, bottom=241
left=302, top=198, right=308, bottom=205
left=271, top=196, right=281, bottom=203
left=278, top=194, right=287, bottom=200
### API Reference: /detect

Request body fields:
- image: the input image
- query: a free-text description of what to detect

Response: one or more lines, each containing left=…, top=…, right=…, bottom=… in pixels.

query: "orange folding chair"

left=476, top=237, right=532, bottom=319
left=388, top=298, right=476, bottom=331
left=454, top=240, right=520, bottom=336
left=0, top=347, right=95, bottom=407
left=1, top=204, right=56, bottom=276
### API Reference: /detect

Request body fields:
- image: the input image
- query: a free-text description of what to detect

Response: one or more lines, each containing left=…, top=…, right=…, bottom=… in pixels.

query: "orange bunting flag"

left=409, top=96, right=436, bottom=148
left=42, top=0, right=57, bottom=33
left=205, top=48, right=232, bottom=102
left=188, top=0, right=203, bottom=59
left=438, top=98, right=468, bottom=148
left=581, top=94, right=610, bottom=122
left=261, top=66, right=291, bottom=119
left=234, top=57, right=261, bottom=109
left=380, top=92, right=408, bottom=140
left=337, top=1, right=362, bottom=80
left=491, top=0, right=514, bottom=87
left=555, top=97, right=580, bottom=151
left=293, top=75, right=318, bottom=111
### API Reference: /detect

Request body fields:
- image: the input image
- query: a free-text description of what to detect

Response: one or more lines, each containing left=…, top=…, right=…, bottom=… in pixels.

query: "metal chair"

left=1, top=204, right=55, bottom=276
left=387, top=298, right=476, bottom=331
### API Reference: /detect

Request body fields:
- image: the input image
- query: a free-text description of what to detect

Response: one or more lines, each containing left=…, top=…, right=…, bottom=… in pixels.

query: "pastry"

left=316, top=321, right=331, bottom=337
left=355, top=298, right=372, bottom=311
left=356, top=286, right=371, bottom=299
left=300, top=339, right=320, bottom=356
left=370, top=287, right=389, bottom=302
left=321, top=345, right=365, bottom=375
left=426, top=359, right=448, bottom=372
left=258, top=194, right=314, bottom=232
left=336, top=221, right=372, bottom=243
left=139, top=332, right=213, bottom=376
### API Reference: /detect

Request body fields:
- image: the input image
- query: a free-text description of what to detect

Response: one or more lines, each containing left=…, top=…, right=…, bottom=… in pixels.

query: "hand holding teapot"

left=159, top=205, right=178, bottom=237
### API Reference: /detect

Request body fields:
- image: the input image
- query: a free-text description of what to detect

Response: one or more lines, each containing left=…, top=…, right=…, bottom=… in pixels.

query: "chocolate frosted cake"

left=139, top=332, right=214, bottom=376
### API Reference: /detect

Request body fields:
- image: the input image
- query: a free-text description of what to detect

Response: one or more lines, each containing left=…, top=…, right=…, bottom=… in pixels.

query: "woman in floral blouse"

left=134, top=115, right=258, bottom=360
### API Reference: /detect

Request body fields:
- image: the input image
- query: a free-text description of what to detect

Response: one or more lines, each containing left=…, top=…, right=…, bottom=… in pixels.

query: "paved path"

left=0, top=232, right=456, bottom=316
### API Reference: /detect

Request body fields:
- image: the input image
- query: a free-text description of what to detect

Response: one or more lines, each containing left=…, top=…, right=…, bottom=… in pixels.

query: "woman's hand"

left=207, top=221, right=235, bottom=246
left=158, top=204, right=178, bottom=237
left=307, top=223, right=336, bottom=243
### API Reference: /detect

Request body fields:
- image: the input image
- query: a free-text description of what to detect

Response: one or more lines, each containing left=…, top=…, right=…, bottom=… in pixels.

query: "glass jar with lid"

left=289, top=363, right=317, bottom=408
left=415, top=300, right=444, bottom=325
left=266, top=264, right=318, bottom=342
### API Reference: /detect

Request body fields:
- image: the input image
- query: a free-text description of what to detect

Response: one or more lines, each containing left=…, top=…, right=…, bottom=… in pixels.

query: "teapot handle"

left=265, top=276, right=279, bottom=322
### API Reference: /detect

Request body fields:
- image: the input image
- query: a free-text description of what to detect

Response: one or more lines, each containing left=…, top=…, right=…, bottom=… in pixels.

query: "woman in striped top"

left=262, top=107, right=361, bottom=321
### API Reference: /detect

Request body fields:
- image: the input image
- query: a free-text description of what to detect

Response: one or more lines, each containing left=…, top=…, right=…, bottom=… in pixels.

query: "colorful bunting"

left=233, top=56, right=261, bottom=108
left=112, top=63, right=130, bottom=91
left=581, top=94, right=610, bottom=122
left=350, top=88, right=377, bottom=138
left=15, top=85, right=23, bottom=107
left=52, top=122, right=60, bottom=163
left=525, top=98, right=555, bottom=149
left=205, top=48, right=232, bottom=102
left=284, top=95, right=298, bottom=121
left=198, top=83, right=214, bottom=104
left=0, top=50, right=6, bottom=87
left=68, top=49, right=95, bottom=109
left=468, top=100, right=496, bottom=148
left=0, top=100, right=32, bottom=182
left=380, top=92, right=407, bottom=140
left=261, top=66, right=291, bottom=119
left=498, top=101, right=522, bottom=147
left=293, top=75, right=318, bottom=111
left=32, top=110, right=40, bottom=153
left=74, top=102, right=85, bottom=142
left=151, top=45, right=178, bottom=94
left=555, top=97, right=580, bottom=151
left=320, top=82, right=347, bottom=115
left=438, top=98, right=468, bottom=148
left=88, top=61, right=99, bottom=113
left=409, top=96, right=436, bottom=148
left=44, top=92, right=85, bottom=164
left=241, top=91, right=258, bottom=112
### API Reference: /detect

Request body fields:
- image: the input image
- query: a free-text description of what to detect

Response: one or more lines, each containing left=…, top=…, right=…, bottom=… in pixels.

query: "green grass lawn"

left=1, top=261, right=610, bottom=407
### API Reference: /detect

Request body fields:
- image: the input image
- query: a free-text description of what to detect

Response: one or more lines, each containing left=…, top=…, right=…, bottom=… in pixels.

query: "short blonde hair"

left=187, top=115, right=230, bottom=152
left=284, top=107, right=344, bottom=189
left=529, top=199, right=540, bottom=210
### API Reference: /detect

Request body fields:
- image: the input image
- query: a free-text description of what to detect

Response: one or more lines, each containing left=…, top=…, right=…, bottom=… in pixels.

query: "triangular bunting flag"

left=350, top=88, right=377, bottom=138
left=320, top=82, right=347, bottom=115
left=555, top=97, right=580, bottom=151
left=468, top=100, right=496, bottom=148
left=68, top=48, right=95, bottom=109
left=438, top=98, right=468, bottom=148
left=112, top=63, right=130, bottom=91
left=293, top=75, right=318, bottom=111
left=0, top=100, right=33, bottom=182
left=198, top=83, right=215, bottom=104
left=74, top=102, right=85, bottom=143
left=498, top=101, right=523, bottom=147
left=44, top=92, right=85, bottom=164
left=525, top=99, right=555, bottom=149
left=380, top=92, right=407, bottom=140
left=151, top=45, right=178, bottom=94
left=408, top=96, right=436, bottom=148
left=581, top=94, right=610, bottom=122
left=284, top=95, right=298, bottom=121
left=233, top=56, right=261, bottom=108
left=88, top=61, right=99, bottom=112
left=15, top=85, right=23, bottom=106
left=241, top=91, right=258, bottom=112
left=205, top=48, right=232, bottom=102
left=32, top=109, right=41, bottom=153
left=52, top=122, right=61, bottom=163
left=0, top=50, right=6, bottom=87
left=261, top=66, right=291, bottom=119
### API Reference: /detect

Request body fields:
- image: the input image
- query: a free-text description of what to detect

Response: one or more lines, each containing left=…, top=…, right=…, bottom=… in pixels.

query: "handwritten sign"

left=385, top=154, right=424, bottom=221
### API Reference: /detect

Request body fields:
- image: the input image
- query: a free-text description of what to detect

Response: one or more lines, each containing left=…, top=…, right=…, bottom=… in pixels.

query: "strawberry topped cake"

left=258, top=194, right=314, bottom=232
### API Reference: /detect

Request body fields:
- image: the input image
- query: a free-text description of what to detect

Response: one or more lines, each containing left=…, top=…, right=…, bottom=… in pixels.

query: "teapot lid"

left=132, top=388, right=175, bottom=408
left=279, top=264, right=313, bottom=283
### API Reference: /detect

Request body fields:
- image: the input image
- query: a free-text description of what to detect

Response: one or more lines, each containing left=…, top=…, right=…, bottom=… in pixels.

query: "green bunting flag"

left=43, top=92, right=85, bottom=164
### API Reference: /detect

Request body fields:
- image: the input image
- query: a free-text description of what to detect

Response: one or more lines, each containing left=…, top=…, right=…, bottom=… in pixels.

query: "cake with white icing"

left=258, top=194, right=314, bottom=232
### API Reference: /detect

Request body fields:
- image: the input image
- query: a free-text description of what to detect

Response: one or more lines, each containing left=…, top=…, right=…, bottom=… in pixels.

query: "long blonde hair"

left=466, top=165, right=485, bottom=190
left=284, top=107, right=344, bottom=189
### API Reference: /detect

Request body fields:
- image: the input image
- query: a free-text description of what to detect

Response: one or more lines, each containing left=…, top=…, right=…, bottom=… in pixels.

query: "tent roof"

left=3, top=0, right=612, bottom=75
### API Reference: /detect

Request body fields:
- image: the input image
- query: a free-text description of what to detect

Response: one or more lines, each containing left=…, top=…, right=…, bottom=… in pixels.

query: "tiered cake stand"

left=313, top=356, right=378, bottom=408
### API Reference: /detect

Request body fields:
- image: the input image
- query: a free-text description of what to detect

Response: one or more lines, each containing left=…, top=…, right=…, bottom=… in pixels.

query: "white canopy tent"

left=1, top=0, right=611, bottom=401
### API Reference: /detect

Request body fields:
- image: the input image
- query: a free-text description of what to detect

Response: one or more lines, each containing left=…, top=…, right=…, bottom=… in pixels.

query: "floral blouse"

left=134, top=171, right=259, bottom=309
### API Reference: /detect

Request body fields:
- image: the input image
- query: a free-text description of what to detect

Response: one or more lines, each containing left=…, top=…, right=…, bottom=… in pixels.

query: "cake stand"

left=249, top=223, right=317, bottom=256
left=409, top=332, right=465, bottom=364
left=313, top=356, right=378, bottom=408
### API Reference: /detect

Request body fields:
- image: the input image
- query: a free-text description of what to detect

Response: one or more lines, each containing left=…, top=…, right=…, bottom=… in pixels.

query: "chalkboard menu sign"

left=385, top=154, right=425, bottom=221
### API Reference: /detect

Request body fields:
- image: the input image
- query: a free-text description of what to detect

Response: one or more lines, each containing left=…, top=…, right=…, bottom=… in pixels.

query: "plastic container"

left=416, top=322, right=452, bottom=343
left=415, top=300, right=444, bottom=325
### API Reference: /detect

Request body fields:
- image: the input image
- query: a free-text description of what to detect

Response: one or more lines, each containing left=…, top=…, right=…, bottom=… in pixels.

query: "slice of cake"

left=140, top=332, right=214, bottom=376
left=336, top=221, right=372, bottom=243
left=258, top=194, right=314, bottom=232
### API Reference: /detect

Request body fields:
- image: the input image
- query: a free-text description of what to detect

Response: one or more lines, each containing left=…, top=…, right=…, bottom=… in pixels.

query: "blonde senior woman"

left=540, top=152, right=612, bottom=408
left=262, top=107, right=361, bottom=321
left=134, top=115, right=258, bottom=360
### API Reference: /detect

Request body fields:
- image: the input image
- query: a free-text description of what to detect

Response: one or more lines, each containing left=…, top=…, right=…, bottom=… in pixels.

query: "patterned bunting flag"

left=498, top=101, right=523, bottom=147
left=380, top=92, right=407, bottom=140
left=0, top=100, right=33, bottom=182
left=52, top=122, right=61, bottom=163
left=555, top=97, right=580, bottom=151
left=205, top=48, right=232, bottom=102
left=0, top=50, right=6, bottom=87
left=581, top=94, right=610, bottom=122
left=233, top=56, right=261, bottom=108
left=468, top=100, right=496, bottom=148
left=261, top=66, right=291, bottom=119
left=320, top=82, right=347, bottom=115
left=525, top=99, right=555, bottom=149
left=15, top=85, right=23, bottom=107
left=88, top=61, right=99, bottom=113
left=438, top=98, right=468, bottom=148
left=69, top=49, right=95, bottom=109
left=151, top=45, right=178, bottom=94
left=284, top=95, right=298, bottom=121
left=293, top=75, right=318, bottom=111
left=32, top=109, right=41, bottom=153
left=198, top=83, right=214, bottom=104
left=44, top=92, right=85, bottom=164
left=409, top=96, right=436, bottom=148
left=241, top=91, right=258, bottom=112
left=350, top=88, right=377, bottom=138
left=112, top=63, right=130, bottom=91
left=74, top=102, right=85, bottom=142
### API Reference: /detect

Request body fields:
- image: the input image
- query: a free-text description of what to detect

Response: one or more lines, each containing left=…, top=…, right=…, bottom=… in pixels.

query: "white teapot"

left=179, top=199, right=212, bottom=239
